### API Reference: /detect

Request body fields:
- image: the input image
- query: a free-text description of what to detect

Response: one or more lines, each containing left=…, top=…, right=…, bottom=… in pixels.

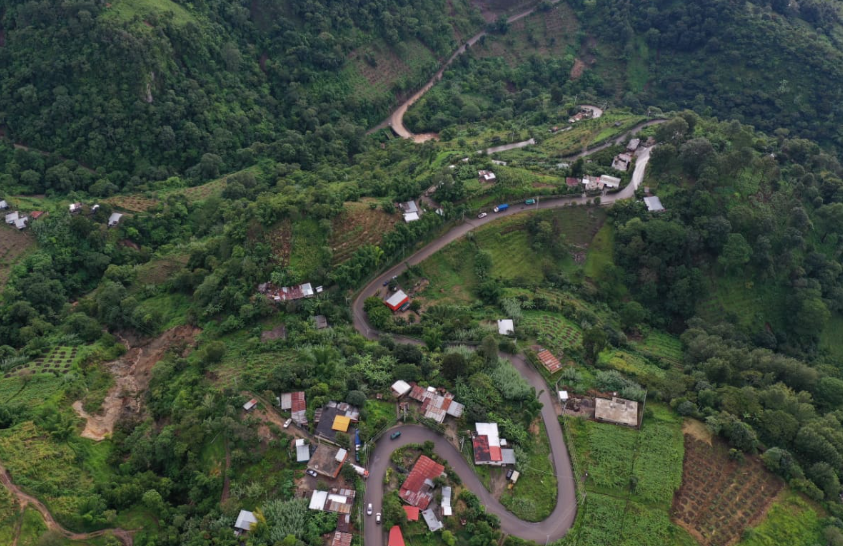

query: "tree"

left=480, top=335, right=498, bottom=366
left=346, top=390, right=367, bottom=407
left=441, top=353, right=467, bottom=381
left=719, top=233, right=752, bottom=273
left=815, top=377, right=843, bottom=409
left=583, top=327, right=608, bottom=362
left=382, top=493, right=406, bottom=528
left=808, top=462, right=841, bottom=499
left=620, top=301, right=646, bottom=331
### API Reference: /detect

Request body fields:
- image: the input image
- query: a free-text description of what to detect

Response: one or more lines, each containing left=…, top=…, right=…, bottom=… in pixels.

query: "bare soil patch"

left=0, top=225, right=35, bottom=289
left=682, top=418, right=712, bottom=445
left=73, top=325, right=200, bottom=440
left=330, top=201, right=400, bottom=265
left=570, top=58, right=585, bottom=80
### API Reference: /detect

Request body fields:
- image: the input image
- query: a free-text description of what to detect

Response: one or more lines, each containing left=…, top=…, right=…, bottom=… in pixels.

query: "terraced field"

left=598, top=350, right=666, bottom=380
left=4, top=346, right=79, bottom=378
left=330, top=201, right=400, bottom=265
left=632, top=331, right=683, bottom=368
left=522, top=310, right=582, bottom=357
left=104, top=195, right=158, bottom=212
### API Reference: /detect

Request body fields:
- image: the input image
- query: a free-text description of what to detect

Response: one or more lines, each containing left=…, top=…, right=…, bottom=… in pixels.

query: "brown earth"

left=0, top=462, right=135, bottom=545
left=682, top=418, right=713, bottom=445
left=73, top=325, right=200, bottom=440
left=570, top=58, right=585, bottom=80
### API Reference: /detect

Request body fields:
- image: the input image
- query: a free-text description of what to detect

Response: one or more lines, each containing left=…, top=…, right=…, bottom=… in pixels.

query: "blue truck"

left=493, top=204, right=509, bottom=213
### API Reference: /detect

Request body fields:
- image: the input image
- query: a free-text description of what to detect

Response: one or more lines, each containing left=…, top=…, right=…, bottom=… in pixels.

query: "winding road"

left=353, top=133, right=655, bottom=545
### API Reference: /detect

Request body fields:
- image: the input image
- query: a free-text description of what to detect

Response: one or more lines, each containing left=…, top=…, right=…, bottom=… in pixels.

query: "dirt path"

left=0, top=463, right=134, bottom=545
left=73, top=325, right=200, bottom=440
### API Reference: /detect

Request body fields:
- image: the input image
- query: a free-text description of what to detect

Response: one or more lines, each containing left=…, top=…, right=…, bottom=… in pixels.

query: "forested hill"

left=575, top=0, right=843, bottom=149
left=0, top=0, right=480, bottom=188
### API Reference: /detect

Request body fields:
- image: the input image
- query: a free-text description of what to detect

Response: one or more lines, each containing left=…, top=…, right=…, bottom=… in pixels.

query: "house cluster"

left=472, top=422, right=516, bottom=466
left=5, top=210, right=29, bottom=230
left=611, top=140, right=641, bottom=172
left=258, top=281, right=322, bottom=303
left=398, top=455, right=449, bottom=531
left=568, top=106, right=596, bottom=124
left=400, top=200, right=421, bottom=223
left=281, top=391, right=307, bottom=425
left=309, top=487, right=356, bottom=513
left=392, top=382, right=465, bottom=424
left=565, top=174, right=621, bottom=192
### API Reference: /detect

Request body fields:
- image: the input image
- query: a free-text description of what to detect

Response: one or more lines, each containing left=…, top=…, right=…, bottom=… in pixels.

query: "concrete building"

left=308, top=444, right=348, bottom=479
left=391, top=380, right=412, bottom=398
left=594, top=396, right=639, bottom=427
left=497, top=319, right=515, bottom=335
left=472, top=423, right=516, bottom=466
left=234, top=510, right=257, bottom=535
left=644, top=196, right=665, bottom=212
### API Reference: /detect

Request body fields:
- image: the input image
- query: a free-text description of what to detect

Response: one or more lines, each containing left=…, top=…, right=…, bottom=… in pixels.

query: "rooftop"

left=422, top=509, right=444, bottom=532
left=403, top=506, right=420, bottom=521
left=644, top=196, right=665, bottom=212
left=234, top=510, right=257, bottom=532
left=314, top=315, right=329, bottom=329
left=391, top=380, right=412, bottom=397
left=309, top=488, right=356, bottom=513
left=315, top=401, right=359, bottom=441
left=497, top=319, right=514, bottom=335
left=308, top=444, right=348, bottom=478
left=594, top=396, right=639, bottom=427
left=385, top=290, right=409, bottom=309
left=536, top=349, right=563, bottom=373
left=407, top=384, right=464, bottom=423
left=399, top=455, right=445, bottom=509
left=332, top=532, right=353, bottom=546
left=388, top=526, right=406, bottom=546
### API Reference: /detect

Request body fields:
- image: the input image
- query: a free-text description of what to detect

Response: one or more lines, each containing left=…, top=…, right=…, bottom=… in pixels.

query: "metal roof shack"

left=391, top=380, right=412, bottom=398
left=600, top=175, right=622, bottom=189
left=331, top=531, right=353, bottom=546
left=403, top=212, right=420, bottom=223
left=594, top=396, right=640, bottom=427
left=403, top=506, right=420, bottom=521
left=30, top=211, right=46, bottom=220
left=14, top=217, right=28, bottom=230
left=243, top=398, right=257, bottom=412
left=472, top=423, right=515, bottom=466
left=295, top=439, right=311, bottom=462
left=69, top=203, right=82, bottom=214
left=385, top=290, right=410, bottom=311
left=309, top=488, right=356, bottom=513
left=313, top=315, right=329, bottom=329
left=0, top=200, right=8, bottom=210
left=422, top=509, right=444, bottom=532
left=5, top=211, right=19, bottom=224
left=644, top=196, right=665, bottom=212
left=308, top=444, right=348, bottom=479
left=234, top=510, right=257, bottom=535
left=399, top=455, right=445, bottom=509
left=280, top=391, right=307, bottom=425
left=497, top=319, right=514, bottom=335
left=267, top=282, right=315, bottom=302
left=260, top=324, right=287, bottom=342
left=536, top=348, right=563, bottom=373
left=441, top=486, right=453, bottom=517
left=408, top=384, right=464, bottom=423
left=108, top=212, right=123, bottom=227
left=478, top=170, right=497, bottom=183
left=627, top=138, right=641, bottom=152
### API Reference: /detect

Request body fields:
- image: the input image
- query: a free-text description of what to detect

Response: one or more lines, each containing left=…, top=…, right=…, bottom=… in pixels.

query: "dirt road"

left=0, top=463, right=134, bottom=545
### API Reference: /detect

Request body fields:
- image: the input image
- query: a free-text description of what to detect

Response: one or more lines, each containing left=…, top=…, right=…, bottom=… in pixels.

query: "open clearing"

left=672, top=434, right=783, bottom=546
left=0, top=226, right=35, bottom=290
left=73, top=325, right=199, bottom=440
left=330, top=201, right=400, bottom=265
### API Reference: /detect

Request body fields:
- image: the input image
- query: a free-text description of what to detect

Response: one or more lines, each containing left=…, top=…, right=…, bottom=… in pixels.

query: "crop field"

left=500, top=420, right=556, bottom=521
left=103, top=194, right=158, bottom=212
left=210, top=331, right=300, bottom=387
left=583, top=223, right=620, bottom=290
left=0, top=375, right=65, bottom=407
left=534, top=113, right=646, bottom=157
left=735, top=491, right=823, bottom=546
left=177, top=177, right=226, bottom=202
left=672, top=434, right=783, bottom=546
left=474, top=219, right=545, bottom=284
left=0, top=484, right=19, bottom=544
left=632, top=331, right=683, bottom=368
left=471, top=4, right=579, bottom=66
left=330, top=201, right=400, bottom=265
left=696, top=275, right=786, bottom=331
left=134, top=253, right=189, bottom=285
left=522, top=311, right=583, bottom=356
left=347, top=39, right=439, bottom=104
left=4, top=346, right=79, bottom=378
left=416, top=240, right=478, bottom=305
left=0, top=225, right=35, bottom=289
left=598, top=349, right=665, bottom=380
left=563, top=406, right=691, bottom=546
left=289, top=219, right=330, bottom=280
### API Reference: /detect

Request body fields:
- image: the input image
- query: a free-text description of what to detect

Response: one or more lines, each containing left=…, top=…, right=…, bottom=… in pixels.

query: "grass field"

left=631, top=331, right=683, bottom=368
left=735, top=491, right=823, bottom=546
left=696, top=274, right=787, bottom=331
left=102, top=0, right=198, bottom=26
left=598, top=349, right=666, bottom=380
left=583, top=223, right=617, bottom=283
left=289, top=218, right=330, bottom=280
left=500, top=420, right=557, bottom=521
left=0, top=374, right=66, bottom=407
left=561, top=405, right=691, bottom=546
left=0, top=485, right=19, bottom=544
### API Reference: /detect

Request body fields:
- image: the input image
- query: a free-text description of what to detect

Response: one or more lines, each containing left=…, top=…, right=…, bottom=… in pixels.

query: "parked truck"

left=350, top=463, right=370, bottom=479
left=493, top=204, right=509, bottom=212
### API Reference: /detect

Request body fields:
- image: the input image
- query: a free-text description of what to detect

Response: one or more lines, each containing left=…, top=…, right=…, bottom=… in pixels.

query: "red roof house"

left=388, top=526, right=406, bottom=546
left=399, top=455, right=445, bottom=509
left=403, top=506, right=420, bottom=521
left=385, top=290, right=409, bottom=311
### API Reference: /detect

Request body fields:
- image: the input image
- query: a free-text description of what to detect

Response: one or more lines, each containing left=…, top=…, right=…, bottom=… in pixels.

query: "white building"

left=391, top=380, right=412, bottom=398
left=600, top=175, right=621, bottom=189
left=403, top=212, right=420, bottom=223
left=5, top=211, right=19, bottom=225
left=644, top=196, right=665, bottom=212
left=108, top=212, right=123, bottom=227
left=234, top=510, right=257, bottom=535
left=497, top=319, right=514, bottom=336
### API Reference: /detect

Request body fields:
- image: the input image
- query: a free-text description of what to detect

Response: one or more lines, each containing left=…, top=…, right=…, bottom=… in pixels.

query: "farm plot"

left=672, top=435, right=784, bottom=546
left=598, top=349, right=666, bottom=380
left=632, top=331, right=683, bottom=368
left=522, top=311, right=583, bottom=356
left=330, top=201, right=400, bottom=265
left=4, top=346, right=79, bottom=378
left=0, top=225, right=35, bottom=289
left=104, top=195, right=158, bottom=212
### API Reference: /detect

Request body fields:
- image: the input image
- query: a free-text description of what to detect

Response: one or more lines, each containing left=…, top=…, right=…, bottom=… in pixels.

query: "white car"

left=376, top=513, right=382, bottom=524
left=477, top=212, right=488, bottom=219
left=283, top=418, right=292, bottom=428
left=367, top=503, right=373, bottom=516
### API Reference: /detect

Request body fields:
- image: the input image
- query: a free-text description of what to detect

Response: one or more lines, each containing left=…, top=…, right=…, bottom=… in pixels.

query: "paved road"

left=480, top=138, right=537, bottom=155
left=367, top=1, right=564, bottom=140
left=355, top=138, right=656, bottom=546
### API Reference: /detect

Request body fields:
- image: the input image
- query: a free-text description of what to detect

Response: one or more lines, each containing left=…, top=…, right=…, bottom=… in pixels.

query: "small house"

left=536, top=348, right=563, bottom=373
left=441, top=486, right=453, bottom=517
left=399, top=455, right=445, bottom=509
left=627, top=138, right=640, bottom=152
left=243, top=398, right=258, bottom=412
left=108, top=212, right=123, bottom=227
left=5, top=211, right=19, bottom=225
left=308, top=444, right=348, bottom=479
left=583, top=175, right=601, bottom=191
left=497, top=319, right=515, bottom=336
left=595, top=396, right=639, bottom=427
left=422, top=509, right=444, bottom=532
left=295, top=439, right=311, bottom=463
left=472, top=422, right=516, bottom=466
left=403, top=212, right=420, bottom=223
left=14, top=217, right=28, bottom=230
left=0, top=200, right=8, bottom=210
left=234, top=510, right=257, bottom=536
left=558, top=390, right=569, bottom=403
left=478, top=170, right=496, bottom=183
left=611, top=153, right=632, bottom=172
left=385, top=290, right=409, bottom=312
left=90, top=204, right=100, bottom=214
left=565, top=177, right=581, bottom=188
left=600, top=175, right=621, bottom=190
left=391, top=380, right=412, bottom=398
left=30, top=211, right=45, bottom=220
left=313, top=315, right=329, bottom=330
left=69, top=203, right=82, bottom=214
left=388, top=526, right=406, bottom=546
left=644, top=196, right=665, bottom=212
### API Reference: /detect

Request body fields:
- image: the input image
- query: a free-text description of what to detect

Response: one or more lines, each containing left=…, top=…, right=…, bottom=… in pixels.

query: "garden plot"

left=104, top=195, right=158, bottom=212
left=0, top=225, right=34, bottom=289
left=5, top=346, right=79, bottom=378
left=632, top=331, right=683, bottom=368
left=598, top=350, right=666, bottom=380
left=330, top=201, right=400, bottom=265
left=672, top=434, right=783, bottom=546
left=522, top=311, right=582, bottom=356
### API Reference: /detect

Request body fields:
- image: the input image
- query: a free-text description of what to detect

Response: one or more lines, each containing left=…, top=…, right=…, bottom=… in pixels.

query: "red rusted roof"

left=403, top=506, right=420, bottom=521
left=399, top=455, right=445, bottom=509
left=536, top=349, right=563, bottom=373
left=388, top=526, right=405, bottom=546
left=473, top=435, right=491, bottom=462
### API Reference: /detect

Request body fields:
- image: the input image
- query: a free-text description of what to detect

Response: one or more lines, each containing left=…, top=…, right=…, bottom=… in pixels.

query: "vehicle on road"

left=306, top=469, right=317, bottom=478
left=525, top=199, right=536, bottom=205
left=390, top=431, right=402, bottom=440
left=493, top=204, right=509, bottom=212
left=477, top=212, right=487, bottom=219
left=283, top=418, right=292, bottom=428
left=367, top=503, right=373, bottom=516
left=382, top=280, right=390, bottom=286
left=376, top=513, right=381, bottom=524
